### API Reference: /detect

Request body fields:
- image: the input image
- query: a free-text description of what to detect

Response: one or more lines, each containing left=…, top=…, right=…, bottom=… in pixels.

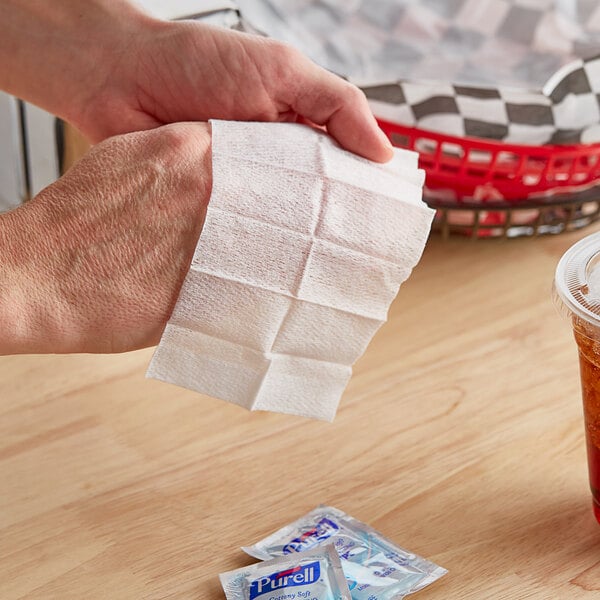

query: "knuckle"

left=280, top=41, right=301, bottom=60
left=158, top=123, right=195, bottom=156
left=345, top=83, right=367, bottom=105
left=270, top=40, right=303, bottom=68
left=158, top=123, right=211, bottom=161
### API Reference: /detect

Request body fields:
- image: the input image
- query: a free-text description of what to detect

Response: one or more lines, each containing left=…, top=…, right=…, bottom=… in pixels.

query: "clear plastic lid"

left=554, top=232, right=600, bottom=325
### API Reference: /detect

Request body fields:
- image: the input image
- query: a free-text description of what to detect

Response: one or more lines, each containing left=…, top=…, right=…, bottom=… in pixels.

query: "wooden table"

left=2, top=226, right=600, bottom=599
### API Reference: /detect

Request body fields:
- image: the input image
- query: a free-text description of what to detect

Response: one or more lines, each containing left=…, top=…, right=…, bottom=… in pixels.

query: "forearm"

left=0, top=0, right=153, bottom=125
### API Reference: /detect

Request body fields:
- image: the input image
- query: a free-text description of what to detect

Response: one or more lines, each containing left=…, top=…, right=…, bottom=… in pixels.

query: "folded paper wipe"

left=147, top=120, right=434, bottom=421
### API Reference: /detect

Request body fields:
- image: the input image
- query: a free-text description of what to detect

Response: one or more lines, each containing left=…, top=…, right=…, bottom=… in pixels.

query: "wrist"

left=63, top=2, right=162, bottom=136
left=0, top=0, right=157, bottom=129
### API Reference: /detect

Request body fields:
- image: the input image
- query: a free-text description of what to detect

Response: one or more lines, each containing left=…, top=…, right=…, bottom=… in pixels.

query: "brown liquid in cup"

left=573, top=317, right=600, bottom=522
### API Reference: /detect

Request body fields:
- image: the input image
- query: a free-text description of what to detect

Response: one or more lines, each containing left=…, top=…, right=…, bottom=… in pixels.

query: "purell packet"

left=220, top=543, right=351, bottom=600
left=242, top=506, right=447, bottom=600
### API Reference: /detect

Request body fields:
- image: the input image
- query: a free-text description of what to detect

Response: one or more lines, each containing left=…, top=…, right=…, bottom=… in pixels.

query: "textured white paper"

left=147, top=120, right=434, bottom=421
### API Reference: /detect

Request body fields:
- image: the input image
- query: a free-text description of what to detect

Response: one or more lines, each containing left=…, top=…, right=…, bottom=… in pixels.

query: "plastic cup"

left=554, top=231, right=600, bottom=524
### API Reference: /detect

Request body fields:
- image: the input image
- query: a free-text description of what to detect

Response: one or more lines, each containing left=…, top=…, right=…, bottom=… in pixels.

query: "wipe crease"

left=147, top=120, right=433, bottom=421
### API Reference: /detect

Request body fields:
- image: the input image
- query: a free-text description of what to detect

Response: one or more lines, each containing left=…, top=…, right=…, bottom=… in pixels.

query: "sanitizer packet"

left=242, top=506, right=447, bottom=600
left=220, top=543, right=351, bottom=600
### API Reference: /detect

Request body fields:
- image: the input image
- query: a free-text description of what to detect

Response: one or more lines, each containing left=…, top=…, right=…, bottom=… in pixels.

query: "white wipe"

left=146, top=120, right=434, bottom=421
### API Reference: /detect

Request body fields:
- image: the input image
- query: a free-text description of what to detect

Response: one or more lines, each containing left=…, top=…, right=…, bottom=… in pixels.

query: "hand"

left=0, top=0, right=393, bottom=163
left=0, top=122, right=211, bottom=354
left=76, top=19, right=393, bottom=162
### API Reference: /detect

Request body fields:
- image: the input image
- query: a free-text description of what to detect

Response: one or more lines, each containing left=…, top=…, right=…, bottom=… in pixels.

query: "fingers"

left=325, top=89, right=395, bottom=163
left=285, top=51, right=394, bottom=163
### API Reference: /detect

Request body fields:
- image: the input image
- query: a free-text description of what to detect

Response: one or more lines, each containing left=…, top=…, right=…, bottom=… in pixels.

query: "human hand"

left=0, top=122, right=211, bottom=354
left=76, top=18, right=393, bottom=162
left=0, top=0, right=392, bottom=163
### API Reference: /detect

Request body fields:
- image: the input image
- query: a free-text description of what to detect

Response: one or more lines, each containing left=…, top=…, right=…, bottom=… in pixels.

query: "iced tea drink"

left=573, top=317, right=600, bottom=522
left=555, top=232, right=600, bottom=524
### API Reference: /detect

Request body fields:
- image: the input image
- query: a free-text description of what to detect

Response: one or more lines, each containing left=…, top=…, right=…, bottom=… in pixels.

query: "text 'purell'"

left=282, top=518, right=340, bottom=554
left=249, top=561, right=321, bottom=599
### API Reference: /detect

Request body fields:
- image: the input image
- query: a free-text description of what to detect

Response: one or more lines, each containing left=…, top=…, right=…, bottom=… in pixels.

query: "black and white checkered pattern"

left=237, top=0, right=600, bottom=145
left=362, top=55, right=600, bottom=145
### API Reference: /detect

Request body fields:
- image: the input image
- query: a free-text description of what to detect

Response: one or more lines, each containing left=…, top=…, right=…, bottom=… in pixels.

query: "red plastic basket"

left=377, top=118, right=600, bottom=237
left=377, top=118, right=600, bottom=201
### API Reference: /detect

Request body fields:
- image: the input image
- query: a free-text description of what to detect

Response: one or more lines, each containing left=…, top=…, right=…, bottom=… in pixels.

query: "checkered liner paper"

left=236, top=0, right=600, bottom=145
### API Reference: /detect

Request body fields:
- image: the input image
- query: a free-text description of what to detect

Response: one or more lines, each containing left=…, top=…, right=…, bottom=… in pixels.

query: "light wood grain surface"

left=2, top=226, right=600, bottom=599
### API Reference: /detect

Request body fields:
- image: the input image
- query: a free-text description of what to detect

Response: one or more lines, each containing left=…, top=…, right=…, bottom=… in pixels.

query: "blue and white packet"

left=220, top=543, right=351, bottom=600
left=242, top=506, right=447, bottom=600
